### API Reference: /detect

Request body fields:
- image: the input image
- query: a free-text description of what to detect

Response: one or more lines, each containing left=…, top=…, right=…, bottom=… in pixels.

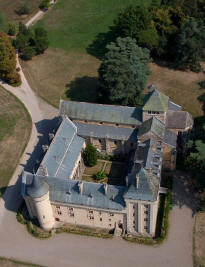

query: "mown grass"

left=34, top=0, right=151, bottom=53
left=0, top=86, right=32, bottom=197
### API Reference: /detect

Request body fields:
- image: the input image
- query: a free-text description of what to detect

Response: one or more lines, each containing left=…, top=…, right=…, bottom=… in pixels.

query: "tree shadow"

left=86, top=26, right=118, bottom=60
left=65, top=76, right=99, bottom=103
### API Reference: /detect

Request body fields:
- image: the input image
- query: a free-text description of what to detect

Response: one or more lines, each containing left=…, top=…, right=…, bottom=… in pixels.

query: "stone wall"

left=52, top=203, right=126, bottom=230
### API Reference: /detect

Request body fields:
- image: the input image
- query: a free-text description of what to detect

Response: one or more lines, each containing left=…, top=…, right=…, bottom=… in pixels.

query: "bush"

left=94, top=171, right=106, bottom=181
left=83, top=144, right=98, bottom=167
left=39, top=0, right=50, bottom=10
left=5, top=71, right=21, bottom=85
left=21, top=46, right=36, bottom=60
left=7, top=23, right=17, bottom=36
left=16, top=4, right=30, bottom=15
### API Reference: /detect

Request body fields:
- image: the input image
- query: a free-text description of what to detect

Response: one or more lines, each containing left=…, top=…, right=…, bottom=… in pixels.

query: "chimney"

left=49, top=133, right=55, bottom=141
left=42, top=145, right=49, bottom=152
left=78, top=181, right=83, bottom=195
left=136, top=173, right=140, bottom=189
left=104, top=183, right=108, bottom=195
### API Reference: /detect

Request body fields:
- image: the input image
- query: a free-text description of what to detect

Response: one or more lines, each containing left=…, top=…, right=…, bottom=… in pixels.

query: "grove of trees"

left=16, top=22, right=49, bottom=60
left=113, top=0, right=205, bottom=71
left=0, top=32, right=21, bottom=85
left=98, top=37, right=151, bottom=106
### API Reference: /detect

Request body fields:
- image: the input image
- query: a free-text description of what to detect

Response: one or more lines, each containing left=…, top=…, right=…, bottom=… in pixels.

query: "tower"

left=27, top=176, right=55, bottom=231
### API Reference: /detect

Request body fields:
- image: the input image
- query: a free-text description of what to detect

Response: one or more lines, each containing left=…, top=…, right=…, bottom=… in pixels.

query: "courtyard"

left=82, top=160, right=126, bottom=186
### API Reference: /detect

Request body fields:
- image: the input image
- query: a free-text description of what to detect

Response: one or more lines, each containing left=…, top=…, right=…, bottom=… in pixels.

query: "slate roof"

left=138, top=117, right=165, bottom=139
left=163, top=130, right=177, bottom=148
left=59, top=100, right=142, bottom=126
left=124, top=166, right=160, bottom=202
left=168, top=100, right=182, bottom=111
left=134, top=139, right=163, bottom=170
left=75, top=122, right=138, bottom=141
left=23, top=173, right=126, bottom=211
left=166, top=110, right=193, bottom=129
left=26, top=174, right=49, bottom=198
left=37, top=117, right=85, bottom=179
left=143, top=87, right=169, bottom=112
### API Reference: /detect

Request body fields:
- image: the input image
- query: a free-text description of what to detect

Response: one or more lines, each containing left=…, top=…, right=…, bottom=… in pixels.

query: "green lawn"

left=34, top=0, right=151, bottom=53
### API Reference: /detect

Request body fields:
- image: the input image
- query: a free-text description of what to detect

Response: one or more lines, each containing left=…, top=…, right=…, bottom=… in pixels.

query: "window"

left=109, top=224, right=112, bottom=227
left=99, top=211, right=102, bottom=215
left=144, top=226, right=148, bottom=230
left=99, top=139, right=102, bottom=143
left=43, top=215, right=45, bottom=219
left=57, top=211, right=62, bottom=215
left=88, top=210, right=93, bottom=214
left=56, top=206, right=60, bottom=209
left=109, top=218, right=111, bottom=221
left=100, top=122, right=103, bottom=124
left=144, top=211, right=148, bottom=215
left=100, top=218, right=102, bottom=222
left=132, top=125, right=135, bottom=128
left=84, top=120, right=88, bottom=123
left=109, top=213, right=114, bottom=216
left=133, top=213, right=135, bottom=216
left=68, top=207, right=74, bottom=217
left=133, top=221, right=135, bottom=224
left=116, top=123, right=119, bottom=126
left=114, top=140, right=117, bottom=145
left=144, top=218, right=148, bottom=222
left=55, top=218, right=60, bottom=221
left=144, top=204, right=149, bottom=209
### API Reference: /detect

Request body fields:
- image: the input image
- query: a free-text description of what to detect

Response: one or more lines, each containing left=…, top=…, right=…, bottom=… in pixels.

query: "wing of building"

left=22, top=85, right=193, bottom=237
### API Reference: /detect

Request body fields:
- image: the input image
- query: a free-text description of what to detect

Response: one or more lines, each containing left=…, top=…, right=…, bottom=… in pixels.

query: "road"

left=0, top=7, right=196, bottom=267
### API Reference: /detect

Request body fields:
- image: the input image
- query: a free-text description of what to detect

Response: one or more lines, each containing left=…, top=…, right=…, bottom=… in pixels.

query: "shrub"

left=83, top=144, right=98, bottom=167
left=39, top=0, right=50, bottom=10
left=5, top=71, right=21, bottom=85
left=7, top=23, right=17, bottom=36
left=16, top=4, right=30, bottom=15
left=21, top=46, right=36, bottom=60
left=94, top=171, right=106, bottom=181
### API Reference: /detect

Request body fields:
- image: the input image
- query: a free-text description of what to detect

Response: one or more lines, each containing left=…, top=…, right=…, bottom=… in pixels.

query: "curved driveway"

left=0, top=14, right=195, bottom=267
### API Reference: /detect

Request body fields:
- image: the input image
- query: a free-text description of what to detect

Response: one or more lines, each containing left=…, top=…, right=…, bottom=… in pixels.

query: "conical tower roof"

left=27, top=175, right=49, bottom=198
left=143, top=87, right=169, bottom=112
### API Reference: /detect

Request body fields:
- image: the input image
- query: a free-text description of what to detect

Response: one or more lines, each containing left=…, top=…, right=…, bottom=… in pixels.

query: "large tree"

left=98, top=37, right=151, bottom=106
left=175, top=18, right=205, bottom=72
left=114, top=5, right=158, bottom=50
left=0, top=32, right=21, bottom=84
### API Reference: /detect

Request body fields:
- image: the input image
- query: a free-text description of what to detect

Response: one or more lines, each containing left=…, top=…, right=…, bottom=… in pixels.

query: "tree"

left=0, top=32, right=21, bottom=84
left=21, top=46, right=36, bottom=60
left=39, top=0, right=50, bottom=10
left=98, top=37, right=151, bottom=106
left=83, top=144, right=98, bottom=167
left=34, top=27, right=49, bottom=54
left=16, top=4, right=30, bottom=15
left=175, top=18, right=205, bottom=72
left=7, top=23, right=17, bottom=36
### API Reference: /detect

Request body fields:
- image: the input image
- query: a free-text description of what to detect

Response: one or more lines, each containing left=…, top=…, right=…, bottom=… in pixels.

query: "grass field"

left=0, top=0, right=42, bottom=25
left=0, top=256, right=43, bottom=267
left=0, top=86, right=31, bottom=196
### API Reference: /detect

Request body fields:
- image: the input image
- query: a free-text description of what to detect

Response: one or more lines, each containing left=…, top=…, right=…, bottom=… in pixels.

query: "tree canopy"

left=16, top=23, right=49, bottom=60
left=83, top=144, right=98, bottom=167
left=98, top=37, right=151, bottom=106
left=175, top=18, right=205, bottom=72
left=0, top=32, right=21, bottom=84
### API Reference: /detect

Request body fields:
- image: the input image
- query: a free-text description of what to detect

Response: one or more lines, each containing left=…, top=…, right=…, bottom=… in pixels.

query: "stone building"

left=22, top=86, right=193, bottom=237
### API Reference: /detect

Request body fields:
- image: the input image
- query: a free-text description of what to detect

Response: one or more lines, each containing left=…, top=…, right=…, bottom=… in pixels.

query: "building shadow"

left=65, top=76, right=99, bottom=103
left=86, top=26, right=117, bottom=60
left=2, top=116, right=61, bottom=213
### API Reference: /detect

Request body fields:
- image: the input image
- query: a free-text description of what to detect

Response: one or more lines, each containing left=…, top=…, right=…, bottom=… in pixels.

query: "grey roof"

left=138, top=117, right=165, bottom=139
left=59, top=100, right=142, bottom=126
left=163, top=130, right=177, bottom=148
left=168, top=100, right=182, bottom=111
left=124, top=167, right=159, bottom=202
left=143, top=87, right=169, bottom=112
left=166, top=110, right=193, bottom=129
left=75, top=122, right=138, bottom=141
left=26, top=175, right=49, bottom=198
left=24, top=173, right=126, bottom=211
left=37, top=117, right=84, bottom=179
left=134, top=139, right=163, bottom=170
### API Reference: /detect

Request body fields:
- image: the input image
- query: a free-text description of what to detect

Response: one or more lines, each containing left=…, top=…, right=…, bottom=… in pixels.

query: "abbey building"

left=22, top=86, right=193, bottom=237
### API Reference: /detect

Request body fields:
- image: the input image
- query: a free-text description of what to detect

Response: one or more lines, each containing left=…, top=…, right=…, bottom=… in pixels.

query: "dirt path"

left=25, top=10, right=44, bottom=27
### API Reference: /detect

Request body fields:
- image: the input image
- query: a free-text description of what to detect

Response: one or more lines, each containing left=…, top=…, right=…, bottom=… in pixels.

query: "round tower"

left=27, top=176, right=55, bottom=231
